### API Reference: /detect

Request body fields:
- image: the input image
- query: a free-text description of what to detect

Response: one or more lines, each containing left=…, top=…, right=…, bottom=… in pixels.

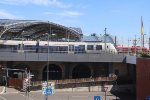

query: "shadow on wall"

left=110, top=82, right=136, bottom=100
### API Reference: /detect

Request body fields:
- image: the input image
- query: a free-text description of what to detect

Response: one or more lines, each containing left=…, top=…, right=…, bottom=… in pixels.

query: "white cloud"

left=0, top=0, right=71, bottom=8
left=44, top=10, right=83, bottom=18
left=42, top=10, right=83, bottom=26
left=0, top=10, right=22, bottom=19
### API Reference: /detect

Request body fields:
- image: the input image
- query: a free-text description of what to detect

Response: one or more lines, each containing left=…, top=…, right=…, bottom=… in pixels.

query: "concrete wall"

left=0, top=52, right=125, bottom=62
left=113, top=63, right=128, bottom=77
left=4, top=61, right=129, bottom=82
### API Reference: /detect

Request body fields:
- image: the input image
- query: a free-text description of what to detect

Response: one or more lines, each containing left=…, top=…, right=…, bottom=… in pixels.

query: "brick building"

left=137, top=58, right=150, bottom=100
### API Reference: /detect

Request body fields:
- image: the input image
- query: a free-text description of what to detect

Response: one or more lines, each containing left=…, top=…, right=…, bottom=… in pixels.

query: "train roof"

left=0, top=19, right=82, bottom=41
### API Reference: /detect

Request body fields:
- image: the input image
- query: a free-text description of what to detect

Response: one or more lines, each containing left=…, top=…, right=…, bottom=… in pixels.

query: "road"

left=0, top=91, right=135, bottom=100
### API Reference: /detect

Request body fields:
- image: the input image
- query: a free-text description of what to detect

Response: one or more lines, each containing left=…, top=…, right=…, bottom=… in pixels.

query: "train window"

left=0, top=45, right=14, bottom=48
left=59, top=46, right=68, bottom=51
left=96, top=45, right=102, bottom=50
left=87, top=45, right=94, bottom=50
left=25, top=45, right=33, bottom=50
left=79, top=45, right=85, bottom=50
left=0, top=44, right=5, bottom=48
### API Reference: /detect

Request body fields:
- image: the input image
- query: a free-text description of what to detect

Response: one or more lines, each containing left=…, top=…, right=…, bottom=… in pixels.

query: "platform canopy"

left=0, top=19, right=82, bottom=41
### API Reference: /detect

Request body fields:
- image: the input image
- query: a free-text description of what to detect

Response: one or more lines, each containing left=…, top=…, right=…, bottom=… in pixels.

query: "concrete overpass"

left=0, top=52, right=126, bottom=62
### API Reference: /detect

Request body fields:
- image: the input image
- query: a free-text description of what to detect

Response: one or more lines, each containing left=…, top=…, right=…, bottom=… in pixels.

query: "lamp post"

left=149, top=37, right=150, bottom=54
left=4, top=67, right=8, bottom=93
left=45, top=33, right=49, bottom=100
left=20, top=31, right=24, bottom=52
left=115, top=81, right=118, bottom=100
left=67, top=31, right=70, bottom=53
left=104, top=87, right=108, bottom=100
left=104, top=28, right=107, bottom=51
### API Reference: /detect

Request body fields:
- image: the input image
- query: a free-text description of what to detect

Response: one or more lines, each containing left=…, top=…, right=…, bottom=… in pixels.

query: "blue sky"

left=0, top=0, right=150, bottom=45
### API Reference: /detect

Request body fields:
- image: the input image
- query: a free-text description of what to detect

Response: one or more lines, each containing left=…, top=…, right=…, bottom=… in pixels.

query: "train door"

left=18, top=43, right=24, bottom=52
left=69, top=45, right=74, bottom=53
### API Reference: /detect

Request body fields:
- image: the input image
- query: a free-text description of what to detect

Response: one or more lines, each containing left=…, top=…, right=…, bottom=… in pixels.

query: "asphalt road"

left=0, top=91, right=135, bottom=100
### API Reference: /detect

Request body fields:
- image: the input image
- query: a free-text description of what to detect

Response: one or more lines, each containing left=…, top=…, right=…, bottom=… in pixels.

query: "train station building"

left=0, top=19, right=135, bottom=88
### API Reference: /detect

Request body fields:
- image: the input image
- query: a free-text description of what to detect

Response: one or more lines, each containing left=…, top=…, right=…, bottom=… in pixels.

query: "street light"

left=114, top=81, right=118, bottom=100
left=104, top=28, right=107, bottom=51
left=4, top=67, right=8, bottom=93
left=45, top=33, right=49, bottom=100
left=104, top=87, right=108, bottom=100
left=20, top=30, right=24, bottom=52
left=66, top=30, right=70, bottom=53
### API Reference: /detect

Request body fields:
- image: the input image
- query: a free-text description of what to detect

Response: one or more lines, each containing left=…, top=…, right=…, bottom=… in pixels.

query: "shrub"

left=140, top=52, right=150, bottom=58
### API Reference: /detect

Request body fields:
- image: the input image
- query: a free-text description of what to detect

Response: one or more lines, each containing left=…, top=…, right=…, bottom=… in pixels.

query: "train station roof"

left=81, top=34, right=115, bottom=45
left=0, top=19, right=82, bottom=41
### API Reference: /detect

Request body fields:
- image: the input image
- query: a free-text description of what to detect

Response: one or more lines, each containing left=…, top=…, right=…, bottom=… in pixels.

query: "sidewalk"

left=0, top=86, right=19, bottom=94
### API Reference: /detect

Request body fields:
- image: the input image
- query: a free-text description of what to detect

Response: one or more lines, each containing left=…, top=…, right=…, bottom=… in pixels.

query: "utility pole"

left=45, top=21, right=50, bottom=100
left=143, top=34, right=144, bottom=47
left=128, top=39, right=131, bottom=54
left=149, top=37, right=150, bottom=54
left=104, top=28, right=107, bottom=51
left=4, top=68, right=8, bottom=93
left=114, top=36, right=117, bottom=47
left=135, top=35, right=137, bottom=54
left=133, top=35, right=138, bottom=55
left=142, top=34, right=146, bottom=47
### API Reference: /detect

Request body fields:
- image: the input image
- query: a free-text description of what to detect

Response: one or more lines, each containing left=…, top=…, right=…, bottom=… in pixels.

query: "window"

left=87, top=45, right=94, bottom=50
left=96, top=45, right=102, bottom=50
left=79, top=45, right=85, bottom=51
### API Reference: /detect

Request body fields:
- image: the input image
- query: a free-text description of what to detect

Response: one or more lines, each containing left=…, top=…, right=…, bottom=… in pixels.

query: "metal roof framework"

left=0, top=19, right=81, bottom=41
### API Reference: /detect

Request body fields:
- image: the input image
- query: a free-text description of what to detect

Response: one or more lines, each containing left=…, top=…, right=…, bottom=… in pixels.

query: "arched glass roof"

left=81, top=34, right=115, bottom=45
left=0, top=19, right=82, bottom=41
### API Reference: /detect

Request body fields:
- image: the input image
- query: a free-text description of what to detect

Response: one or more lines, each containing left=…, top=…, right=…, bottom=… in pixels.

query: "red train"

left=116, top=46, right=149, bottom=53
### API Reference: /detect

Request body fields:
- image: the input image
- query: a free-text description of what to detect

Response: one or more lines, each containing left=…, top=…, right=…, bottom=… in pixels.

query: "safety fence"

left=7, top=76, right=117, bottom=90
left=33, top=76, right=117, bottom=87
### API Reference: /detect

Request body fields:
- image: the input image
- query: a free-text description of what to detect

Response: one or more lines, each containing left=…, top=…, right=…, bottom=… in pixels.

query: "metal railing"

left=32, top=76, right=117, bottom=86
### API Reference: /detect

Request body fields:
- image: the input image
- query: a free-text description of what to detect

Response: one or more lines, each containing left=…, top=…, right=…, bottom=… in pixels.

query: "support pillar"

left=89, top=65, right=94, bottom=77
left=108, top=63, right=113, bottom=77
left=61, top=65, right=65, bottom=79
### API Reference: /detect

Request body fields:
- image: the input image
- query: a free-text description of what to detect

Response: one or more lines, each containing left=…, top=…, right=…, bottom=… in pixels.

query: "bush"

left=140, top=52, right=150, bottom=58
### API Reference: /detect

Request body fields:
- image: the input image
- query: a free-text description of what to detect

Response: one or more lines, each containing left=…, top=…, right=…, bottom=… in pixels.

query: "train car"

left=116, top=46, right=149, bottom=53
left=0, top=40, right=118, bottom=54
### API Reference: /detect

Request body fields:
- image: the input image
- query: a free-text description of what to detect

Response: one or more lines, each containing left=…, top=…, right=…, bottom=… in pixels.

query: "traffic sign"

left=94, top=96, right=101, bottom=100
left=147, top=96, right=150, bottom=100
left=43, top=86, right=54, bottom=96
left=45, top=87, right=52, bottom=96
left=23, top=78, right=30, bottom=91
left=42, top=82, right=55, bottom=96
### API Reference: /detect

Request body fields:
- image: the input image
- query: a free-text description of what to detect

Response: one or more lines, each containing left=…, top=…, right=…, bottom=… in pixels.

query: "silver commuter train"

left=0, top=40, right=117, bottom=54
